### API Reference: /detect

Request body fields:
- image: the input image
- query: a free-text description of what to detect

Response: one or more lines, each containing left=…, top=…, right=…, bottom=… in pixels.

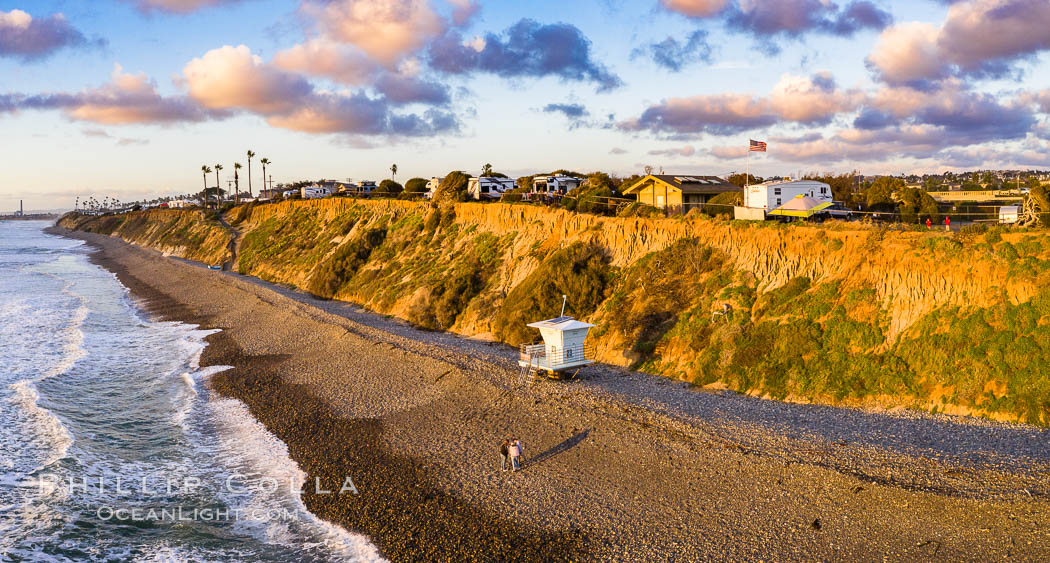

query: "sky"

left=1, top=0, right=1049, bottom=211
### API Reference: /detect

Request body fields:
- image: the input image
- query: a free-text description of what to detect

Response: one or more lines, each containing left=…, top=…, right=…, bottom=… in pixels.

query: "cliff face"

left=67, top=201, right=1050, bottom=425
left=58, top=210, right=232, bottom=266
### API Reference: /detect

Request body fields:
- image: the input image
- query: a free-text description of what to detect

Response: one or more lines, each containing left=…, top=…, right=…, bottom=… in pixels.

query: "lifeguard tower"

left=517, top=297, right=595, bottom=384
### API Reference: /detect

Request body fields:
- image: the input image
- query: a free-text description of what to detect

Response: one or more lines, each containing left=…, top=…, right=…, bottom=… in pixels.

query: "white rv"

left=301, top=185, right=333, bottom=199
left=468, top=176, right=517, bottom=200
left=424, top=177, right=442, bottom=199
left=532, top=175, right=582, bottom=196
left=743, top=179, right=833, bottom=211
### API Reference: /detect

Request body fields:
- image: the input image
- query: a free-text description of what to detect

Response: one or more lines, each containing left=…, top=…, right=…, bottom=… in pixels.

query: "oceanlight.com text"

left=96, top=506, right=301, bottom=522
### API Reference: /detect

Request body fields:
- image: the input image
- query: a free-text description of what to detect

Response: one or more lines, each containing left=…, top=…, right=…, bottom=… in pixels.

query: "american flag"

left=749, top=139, right=767, bottom=152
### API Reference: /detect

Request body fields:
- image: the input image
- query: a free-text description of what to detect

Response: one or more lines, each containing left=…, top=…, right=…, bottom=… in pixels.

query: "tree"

left=246, top=150, right=256, bottom=197
left=1027, top=176, right=1042, bottom=190
left=201, top=165, right=212, bottom=205
left=377, top=179, right=404, bottom=195
left=897, top=188, right=940, bottom=224
left=434, top=171, right=470, bottom=202
left=726, top=173, right=762, bottom=187
left=260, top=158, right=270, bottom=193
left=643, top=165, right=654, bottom=175
left=865, top=176, right=904, bottom=210
left=482, top=163, right=493, bottom=176
left=390, top=163, right=398, bottom=181
left=234, top=162, right=242, bottom=204
left=404, top=177, right=428, bottom=195
left=213, top=164, right=223, bottom=208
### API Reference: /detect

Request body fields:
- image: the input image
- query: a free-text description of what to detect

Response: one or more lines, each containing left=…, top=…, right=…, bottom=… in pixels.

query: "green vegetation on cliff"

left=64, top=201, right=1050, bottom=425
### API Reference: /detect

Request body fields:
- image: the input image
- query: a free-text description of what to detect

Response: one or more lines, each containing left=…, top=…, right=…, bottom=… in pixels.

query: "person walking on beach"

left=509, top=439, right=522, bottom=471
left=499, top=439, right=510, bottom=472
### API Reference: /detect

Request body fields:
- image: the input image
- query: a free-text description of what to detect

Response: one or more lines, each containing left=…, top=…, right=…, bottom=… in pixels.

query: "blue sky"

left=1, top=0, right=1049, bottom=210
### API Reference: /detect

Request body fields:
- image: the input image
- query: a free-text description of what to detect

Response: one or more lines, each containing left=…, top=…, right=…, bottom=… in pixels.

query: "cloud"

left=725, top=0, right=891, bottom=38
left=867, top=0, right=1050, bottom=85
left=274, top=38, right=380, bottom=85
left=183, top=45, right=457, bottom=136
left=620, top=72, right=859, bottom=135
left=543, top=103, right=588, bottom=119
left=448, top=0, right=481, bottom=26
left=660, top=0, right=729, bottom=18
left=183, top=45, right=314, bottom=115
left=609, top=147, right=628, bottom=155
left=124, top=0, right=247, bottom=13
left=117, top=137, right=149, bottom=146
left=631, top=30, right=712, bottom=71
left=81, top=127, right=111, bottom=138
left=428, top=19, right=622, bottom=92
left=304, top=0, right=446, bottom=67
left=648, top=145, right=697, bottom=157
left=274, top=39, right=451, bottom=105
left=0, top=9, right=103, bottom=61
left=661, top=0, right=891, bottom=45
left=11, top=64, right=217, bottom=124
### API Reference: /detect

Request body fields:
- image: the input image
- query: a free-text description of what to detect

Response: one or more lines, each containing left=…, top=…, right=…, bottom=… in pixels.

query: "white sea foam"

left=8, top=382, right=74, bottom=469
left=205, top=391, right=385, bottom=562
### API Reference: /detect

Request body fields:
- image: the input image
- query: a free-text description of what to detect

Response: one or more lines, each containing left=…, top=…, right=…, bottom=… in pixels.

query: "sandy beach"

left=51, top=227, right=1050, bottom=561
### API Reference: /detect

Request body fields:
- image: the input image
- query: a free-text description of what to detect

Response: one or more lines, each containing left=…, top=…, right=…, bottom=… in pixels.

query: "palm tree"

left=482, top=163, right=493, bottom=176
left=260, top=158, right=270, bottom=194
left=234, top=162, right=242, bottom=204
left=391, top=163, right=397, bottom=181
left=214, top=164, right=224, bottom=208
left=202, top=165, right=212, bottom=205
left=246, top=150, right=256, bottom=198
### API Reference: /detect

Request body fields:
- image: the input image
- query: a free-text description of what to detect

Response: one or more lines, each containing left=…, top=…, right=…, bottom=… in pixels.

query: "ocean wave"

left=7, top=381, right=74, bottom=470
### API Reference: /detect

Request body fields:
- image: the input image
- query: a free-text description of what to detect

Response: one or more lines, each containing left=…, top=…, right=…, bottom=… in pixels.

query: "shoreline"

left=49, top=226, right=1050, bottom=560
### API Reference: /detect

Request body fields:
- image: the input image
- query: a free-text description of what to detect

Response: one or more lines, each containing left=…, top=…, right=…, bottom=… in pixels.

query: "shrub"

left=616, top=202, right=663, bottom=218
left=434, top=171, right=470, bottom=202
left=404, top=177, right=428, bottom=194
left=308, top=227, right=387, bottom=298
left=495, top=242, right=614, bottom=345
left=702, top=192, right=742, bottom=217
left=376, top=179, right=403, bottom=195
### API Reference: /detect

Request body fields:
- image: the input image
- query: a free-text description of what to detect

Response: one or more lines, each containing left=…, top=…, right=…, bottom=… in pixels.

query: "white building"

left=167, top=199, right=194, bottom=209
left=999, top=205, right=1019, bottom=225
left=468, top=176, right=517, bottom=200
left=743, top=179, right=833, bottom=211
left=424, top=177, right=442, bottom=199
left=302, top=185, right=334, bottom=199
left=518, top=316, right=595, bottom=375
left=282, top=189, right=300, bottom=198
left=532, top=175, right=582, bottom=196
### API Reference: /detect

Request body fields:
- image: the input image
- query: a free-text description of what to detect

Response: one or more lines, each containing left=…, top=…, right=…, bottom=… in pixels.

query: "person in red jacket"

left=944, top=215, right=951, bottom=232
left=926, top=218, right=932, bottom=229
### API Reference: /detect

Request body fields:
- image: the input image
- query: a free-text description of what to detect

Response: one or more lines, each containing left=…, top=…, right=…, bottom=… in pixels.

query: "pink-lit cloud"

left=867, top=0, right=1050, bottom=85
left=660, top=0, right=729, bottom=18
left=124, top=0, right=249, bottom=14
left=303, top=0, right=446, bottom=67
left=621, top=72, right=859, bottom=135
left=183, top=45, right=313, bottom=115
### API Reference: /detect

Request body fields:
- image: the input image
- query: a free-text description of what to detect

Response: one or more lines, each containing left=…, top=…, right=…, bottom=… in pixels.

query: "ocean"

left=0, top=221, right=382, bottom=562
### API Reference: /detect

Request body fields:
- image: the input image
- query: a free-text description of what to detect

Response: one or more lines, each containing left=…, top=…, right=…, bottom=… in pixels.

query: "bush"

left=494, top=242, right=614, bottom=345
left=376, top=179, right=403, bottom=195
left=434, top=171, right=470, bottom=202
left=616, top=202, right=663, bottom=218
left=307, top=227, right=387, bottom=298
left=702, top=192, right=742, bottom=217
left=404, top=177, right=428, bottom=195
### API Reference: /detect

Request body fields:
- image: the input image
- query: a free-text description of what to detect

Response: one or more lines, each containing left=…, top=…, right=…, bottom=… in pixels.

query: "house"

left=622, top=175, right=739, bottom=211
left=468, top=176, right=517, bottom=200
left=532, top=175, right=582, bottom=196
left=517, top=315, right=595, bottom=375
left=258, top=188, right=282, bottom=200
left=743, top=179, right=833, bottom=211
left=167, top=199, right=194, bottom=209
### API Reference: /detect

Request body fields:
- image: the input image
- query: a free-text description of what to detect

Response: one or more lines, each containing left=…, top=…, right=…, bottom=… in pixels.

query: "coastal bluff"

left=60, top=200, right=1050, bottom=425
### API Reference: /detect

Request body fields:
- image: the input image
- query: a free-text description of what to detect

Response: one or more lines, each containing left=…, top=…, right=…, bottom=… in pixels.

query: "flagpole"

left=746, top=140, right=751, bottom=190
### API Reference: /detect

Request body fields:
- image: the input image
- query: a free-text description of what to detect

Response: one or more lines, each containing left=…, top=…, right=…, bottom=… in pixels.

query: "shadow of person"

left=530, top=429, right=591, bottom=465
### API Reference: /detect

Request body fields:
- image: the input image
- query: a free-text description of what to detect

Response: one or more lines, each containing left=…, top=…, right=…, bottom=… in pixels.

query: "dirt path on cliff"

left=51, top=227, right=1050, bottom=561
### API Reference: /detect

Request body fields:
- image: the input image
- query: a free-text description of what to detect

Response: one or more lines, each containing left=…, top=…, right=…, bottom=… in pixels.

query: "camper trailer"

left=468, top=176, right=517, bottom=200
